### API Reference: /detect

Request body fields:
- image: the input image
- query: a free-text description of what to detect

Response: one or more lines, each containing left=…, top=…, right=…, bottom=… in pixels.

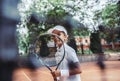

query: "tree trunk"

left=111, top=41, right=115, bottom=49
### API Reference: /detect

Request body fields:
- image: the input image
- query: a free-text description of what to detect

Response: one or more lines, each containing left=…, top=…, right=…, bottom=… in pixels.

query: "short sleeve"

left=66, top=46, right=79, bottom=63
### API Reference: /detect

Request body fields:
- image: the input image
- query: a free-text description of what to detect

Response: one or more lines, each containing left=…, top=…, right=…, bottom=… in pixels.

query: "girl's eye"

left=57, top=33, right=61, bottom=36
left=55, top=32, right=61, bottom=36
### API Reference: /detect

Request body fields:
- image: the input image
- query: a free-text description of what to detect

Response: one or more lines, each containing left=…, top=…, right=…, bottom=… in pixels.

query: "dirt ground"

left=13, top=60, right=120, bottom=81
left=80, top=61, right=120, bottom=81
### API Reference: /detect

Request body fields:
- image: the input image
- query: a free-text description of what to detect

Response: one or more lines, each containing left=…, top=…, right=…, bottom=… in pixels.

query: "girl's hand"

left=51, top=70, right=61, bottom=78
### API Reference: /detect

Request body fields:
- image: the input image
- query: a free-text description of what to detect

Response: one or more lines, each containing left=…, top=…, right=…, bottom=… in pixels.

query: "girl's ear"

left=65, top=34, right=68, bottom=38
left=64, top=35, right=68, bottom=42
left=66, top=35, right=69, bottom=38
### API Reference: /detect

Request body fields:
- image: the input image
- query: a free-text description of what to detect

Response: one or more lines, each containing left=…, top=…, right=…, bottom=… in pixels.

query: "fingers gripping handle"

left=51, top=71, right=58, bottom=81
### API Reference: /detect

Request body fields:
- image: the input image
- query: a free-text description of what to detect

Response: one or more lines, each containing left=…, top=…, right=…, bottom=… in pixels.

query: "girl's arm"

left=51, top=62, right=82, bottom=77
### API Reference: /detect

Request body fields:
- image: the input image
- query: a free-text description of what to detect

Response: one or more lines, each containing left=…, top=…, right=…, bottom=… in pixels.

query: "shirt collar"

left=57, top=43, right=66, bottom=51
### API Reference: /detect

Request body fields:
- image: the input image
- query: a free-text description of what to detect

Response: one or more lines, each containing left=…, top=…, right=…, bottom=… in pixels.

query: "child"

left=48, top=25, right=82, bottom=81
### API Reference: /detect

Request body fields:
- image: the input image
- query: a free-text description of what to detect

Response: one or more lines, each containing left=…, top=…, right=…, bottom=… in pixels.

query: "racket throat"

left=45, top=65, right=52, bottom=72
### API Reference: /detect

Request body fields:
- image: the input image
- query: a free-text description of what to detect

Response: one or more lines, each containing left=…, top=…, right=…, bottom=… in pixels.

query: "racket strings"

left=30, top=33, right=65, bottom=73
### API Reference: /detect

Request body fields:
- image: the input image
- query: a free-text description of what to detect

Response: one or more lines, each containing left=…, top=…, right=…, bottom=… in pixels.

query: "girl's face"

left=52, top=30, right=67, bottom=47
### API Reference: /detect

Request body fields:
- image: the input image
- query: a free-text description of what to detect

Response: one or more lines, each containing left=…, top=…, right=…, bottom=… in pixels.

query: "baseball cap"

left=52, top=25, right=68, bottom=35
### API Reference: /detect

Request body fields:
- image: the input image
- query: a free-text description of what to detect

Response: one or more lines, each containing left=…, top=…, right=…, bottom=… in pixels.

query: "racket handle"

left=54, top=78, right=57, bottom=81
left=51, top=71, right=58, bottom=81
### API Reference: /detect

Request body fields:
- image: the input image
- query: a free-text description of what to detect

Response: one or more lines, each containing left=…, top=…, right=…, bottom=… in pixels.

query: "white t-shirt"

left=55, top=43, right=81, bottom=81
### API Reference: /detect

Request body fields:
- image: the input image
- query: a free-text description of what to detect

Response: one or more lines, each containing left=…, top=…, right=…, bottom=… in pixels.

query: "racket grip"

left=54, top=78, right=57, bottom=81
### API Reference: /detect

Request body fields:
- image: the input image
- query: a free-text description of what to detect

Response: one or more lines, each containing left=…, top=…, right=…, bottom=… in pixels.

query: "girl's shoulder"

left=65, top=44, right=76, bottom=53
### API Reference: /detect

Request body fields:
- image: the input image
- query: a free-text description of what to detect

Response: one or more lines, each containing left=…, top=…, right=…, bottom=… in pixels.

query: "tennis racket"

left=28, top=33, right=65, bottom=81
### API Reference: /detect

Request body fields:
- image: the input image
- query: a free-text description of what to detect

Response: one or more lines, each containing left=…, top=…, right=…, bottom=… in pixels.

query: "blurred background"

left=17, top=0, right=120, bottom=60
left=0, top=0, right=120, bottom=81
